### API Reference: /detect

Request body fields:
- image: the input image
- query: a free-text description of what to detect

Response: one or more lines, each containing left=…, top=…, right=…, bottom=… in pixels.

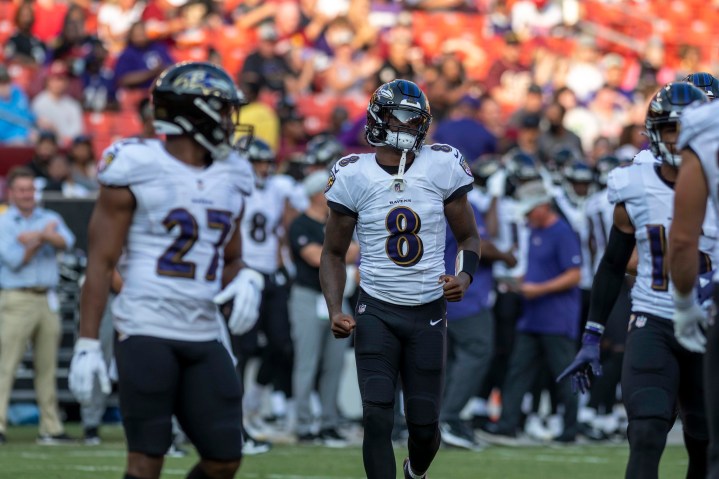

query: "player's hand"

left=214, top=268, right=265, bottom=335
left=331, top=312, right=355, bottom=338
left=556, top=331, right=602, bottom=394
left=520, top=282, right=545, bottom=300
left=439, top=273, right=470, bottom=302
left=674, top=297, right=708, bottom=353
left=68, top=338, right=112, bottom=405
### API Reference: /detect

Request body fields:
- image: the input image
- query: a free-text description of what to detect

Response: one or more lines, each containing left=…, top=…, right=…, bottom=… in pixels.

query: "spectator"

left=587, top=86, right=628, bottom=146
left=31, top=0, right=68, bottom=45
left=635, top=37, right=672, bottom=91
left=26, top=131, right=59, bottom=180
left=375, top=26, right=419, bottom=85
left=137, top=97, right=156, bottom=139
left=425, top=55, right=471, bottom=120
left=0, top=65, right=35, bottom=145
left=480, top=180, right=581, bottom=442
left=511, top=0, right=563, bottom=39
left=0, top=166, right=76, bottom=446
left=432, top=95, right=497, bottom=161
left=537, top=101, right=583, bottom=162
left=601, top=53, right=633, bottom=102
left=614, top=124, right=644, bottom=162
left=565, top=36, right=603, bottom=104
left=241, top=23, right=292, bottom=94
left=31, top=61, right=85, bottom=146
left=240, top=82, right=280, bottom=152
left=508, top=113, right=541, bottom=156
left=97, top=0, right=145, bottom=54
left=484, top=32, right=531, bottom=111
left=289, top=171, right=358, bottom=445
left=81, top=41, right=118, bottom=112
left=321, top=18, right=379, bottom=96
left=114, top=22, right=174, bottom=92
left=477, top=94, right=507, bottom=151
left=508, top=84, right=544, bottom=129
left=67, top=135, right=99, bottom=191
left=44, top=155, right=91, bottom=198
left=4, top=1, right=46, bottom=66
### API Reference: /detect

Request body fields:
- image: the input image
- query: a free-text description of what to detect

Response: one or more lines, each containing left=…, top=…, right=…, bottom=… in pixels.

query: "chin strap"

left=391, top=149, right=409, bottom=192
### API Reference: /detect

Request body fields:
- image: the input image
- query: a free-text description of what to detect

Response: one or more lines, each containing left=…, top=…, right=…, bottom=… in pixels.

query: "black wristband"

left=455, top=250, right=480, bottom=284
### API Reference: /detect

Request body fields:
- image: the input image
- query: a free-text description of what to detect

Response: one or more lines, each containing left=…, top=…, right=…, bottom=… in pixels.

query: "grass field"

left=0, top=425, right=690, bottom=479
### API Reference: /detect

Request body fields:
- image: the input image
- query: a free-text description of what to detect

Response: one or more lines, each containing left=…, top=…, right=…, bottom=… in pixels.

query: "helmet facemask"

left=648, top=120, right=681, bottom=167
left=367, top=104, right=431, bottom=152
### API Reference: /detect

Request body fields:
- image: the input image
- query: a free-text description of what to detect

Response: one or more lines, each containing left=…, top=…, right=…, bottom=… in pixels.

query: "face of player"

left=251, top=160, right=272, bottom=179
left=571, top=181, right=591, bottom=198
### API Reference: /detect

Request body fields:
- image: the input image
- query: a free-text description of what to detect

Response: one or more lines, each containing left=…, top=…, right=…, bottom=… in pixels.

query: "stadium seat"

left=0, top=146, right=35, bottom=176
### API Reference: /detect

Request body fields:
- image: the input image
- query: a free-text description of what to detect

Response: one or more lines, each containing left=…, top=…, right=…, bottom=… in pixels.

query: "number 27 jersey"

left=98, top=138, right=253, bottom=341
left=325, top=144, right=474, bottom=306
left=607, top=156, right=717, bottom=320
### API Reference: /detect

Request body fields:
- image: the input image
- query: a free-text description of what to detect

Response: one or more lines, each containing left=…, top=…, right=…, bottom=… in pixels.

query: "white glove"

left=68, top=338, right=111, bottom=405
left=486, top=169, right=506, bottom=198
left=214, top=268, right=265, bottom=335
left=673, top=292, right=708, bottom=353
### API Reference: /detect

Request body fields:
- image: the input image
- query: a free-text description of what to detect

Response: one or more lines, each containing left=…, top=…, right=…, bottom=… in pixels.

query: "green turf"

left=0, top=425, right=689, bottom=478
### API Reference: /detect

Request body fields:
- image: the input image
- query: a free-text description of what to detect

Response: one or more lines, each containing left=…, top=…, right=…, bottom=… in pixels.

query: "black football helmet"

left=562, top=160, right=595, bottom=203
left=305, top=134, right=344, bottom=168
left=684, top=72, right=719, bottom=101
left=365, top=79, right=432, bottom=152
left=151, top=61, right=253, bottom=159
left=505, top=151, right=540, bottom=198
left=471, top=154, right=502, bottom=188
left=247, top=138, right=275, bottom=163
left=646, top=82, right=708, bottom=167
left=594, top=155, right=620, bottom=188
left=547, top=146, right=582, bottom=184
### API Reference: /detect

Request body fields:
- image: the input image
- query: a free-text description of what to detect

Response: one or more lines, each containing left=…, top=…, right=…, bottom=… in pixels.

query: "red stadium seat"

left=0, top=146, right=34, bottom=177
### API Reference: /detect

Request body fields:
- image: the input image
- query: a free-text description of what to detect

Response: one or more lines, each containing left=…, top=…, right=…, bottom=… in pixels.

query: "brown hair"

left=6, top=166, right=35, bottom=188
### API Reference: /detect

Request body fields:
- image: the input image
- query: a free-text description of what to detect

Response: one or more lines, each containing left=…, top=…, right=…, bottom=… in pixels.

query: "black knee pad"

left=628, top=418, right=669, bottom=452
left=363, top=404, right=394, bottom=437
left=405, top=396, right=439, bottom=426
left=362, top=376, right=395, bottom=405
left=406, top=421, right=440, bottom=445
left=626, top=387, right=673, bottom=421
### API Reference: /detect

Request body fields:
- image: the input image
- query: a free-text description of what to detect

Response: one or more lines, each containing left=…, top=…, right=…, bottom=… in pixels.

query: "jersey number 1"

left=646, top=224, right=712, bottom=291
left=157, top=208, right=233, bottom=281
left=385, top=206, right=423, bottom=267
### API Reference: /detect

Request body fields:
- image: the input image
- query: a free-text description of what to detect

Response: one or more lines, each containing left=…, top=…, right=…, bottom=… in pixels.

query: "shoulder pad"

left=607, top=162, right=641, bottom=205
left=678, top=101, right=719, bottom=150
left=222, top=152, right=254, bottom=196
left=632, top=150, right=659, bottom=165
left=97, top=138, right=159, bottom=187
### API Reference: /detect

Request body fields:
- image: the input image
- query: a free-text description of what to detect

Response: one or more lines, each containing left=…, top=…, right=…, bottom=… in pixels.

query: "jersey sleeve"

left=426, top=144, right=474, bottom=203
left=606, top=164, right=635, bottom=205
left=678, top=101, right=719, bottom=151
left=227, top=153, right=254, bottom=196
left=97, top=139, right=155, bottom=187
left=324, top=155, right=360, bottom=218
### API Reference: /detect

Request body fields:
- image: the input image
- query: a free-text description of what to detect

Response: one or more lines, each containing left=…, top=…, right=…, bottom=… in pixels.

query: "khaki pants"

left=0, top=290, right=63, bottom=435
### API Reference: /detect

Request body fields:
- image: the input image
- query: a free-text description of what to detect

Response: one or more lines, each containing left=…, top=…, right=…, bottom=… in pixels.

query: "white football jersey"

left=584, top=188, right=614, bottom=274
left=325, top=144, right=474, bottom=306
left=678, top=100, right=719, bottom=282
left=607, top=153, right=717, bottom=320
left=554, top=188, right=592, bottom=289
left=468, top=186, right=492, bottom=213
left=241, top=174, right=294, bottom=274
left=98, top=138, right=253, bottom=341
left=492, top=197, right=528, bottom=280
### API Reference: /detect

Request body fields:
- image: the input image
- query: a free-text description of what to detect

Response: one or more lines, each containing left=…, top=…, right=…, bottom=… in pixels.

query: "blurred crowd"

left=0, top=0, right=716, bottom=452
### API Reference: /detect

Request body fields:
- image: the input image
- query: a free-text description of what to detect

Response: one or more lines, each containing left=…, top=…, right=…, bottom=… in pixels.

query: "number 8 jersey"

left=98, top=138, right=253, bottom=341
left=325, top=144, right=473, bottom=306
left=607, top=151, right=717, bottom=321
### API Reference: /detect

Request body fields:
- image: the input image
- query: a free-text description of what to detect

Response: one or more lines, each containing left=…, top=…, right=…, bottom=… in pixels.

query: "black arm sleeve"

left=587, top=225, right=636, bottom=327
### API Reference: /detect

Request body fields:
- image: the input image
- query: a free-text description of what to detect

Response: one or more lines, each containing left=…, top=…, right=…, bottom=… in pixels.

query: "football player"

left=685, top=72, right=719, bottom=101
left=670, top=96, right=719, bottom=479
left=235, top=138, right=296, bottom=438
left=69, top=62, right=263, bottom=479
left=558, top=82, right=714, bottom=479
left=320, top=79, right=481, bottom=479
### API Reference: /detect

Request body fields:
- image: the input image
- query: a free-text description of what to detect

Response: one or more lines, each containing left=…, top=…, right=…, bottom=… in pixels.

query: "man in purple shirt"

left=440, top=204, right=515, bottom=450
left=114, top=22, right=173, bottom=91
left=432, top=96, right=497, bottom=162
left=479, top=180, right=581, bottom=443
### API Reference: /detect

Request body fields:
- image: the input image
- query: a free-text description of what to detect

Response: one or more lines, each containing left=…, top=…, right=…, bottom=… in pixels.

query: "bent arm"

left=320, top=210, right=356, bottom=317
left=669, top=149, right=707, bottom=296
left=79, top=186, right=134, bottom=339
left=445, top=194, right=481, bottom=279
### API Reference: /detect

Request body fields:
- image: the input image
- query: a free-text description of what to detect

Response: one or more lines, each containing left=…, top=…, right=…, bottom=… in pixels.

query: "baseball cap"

left=303, top=170, right=330, bottom=197
left=520, top=113, right=541, bottom=129
left=516, top=180, right=552, bottom=216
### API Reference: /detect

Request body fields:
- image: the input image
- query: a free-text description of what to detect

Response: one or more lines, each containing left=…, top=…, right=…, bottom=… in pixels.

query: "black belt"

left=14, top=287, right=49, bottom=295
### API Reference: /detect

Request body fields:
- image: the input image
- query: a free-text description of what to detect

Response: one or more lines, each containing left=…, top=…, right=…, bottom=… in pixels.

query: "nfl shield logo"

left=636, top=315, right=647, bottom=328
left=358, top=304, right=366, bottom=314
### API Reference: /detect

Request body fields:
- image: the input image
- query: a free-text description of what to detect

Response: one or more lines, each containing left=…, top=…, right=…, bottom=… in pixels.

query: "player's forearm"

left=668, top=237, right=699, bottom=295
left=540, top=267, right=581, bottom=295
left=222, top=258, right=244, bottom=289
left=456, top=235, right=481, bottom=260
left=320, top=250, right=347, bottom=317
left=79, top=263, right=114, bottom=339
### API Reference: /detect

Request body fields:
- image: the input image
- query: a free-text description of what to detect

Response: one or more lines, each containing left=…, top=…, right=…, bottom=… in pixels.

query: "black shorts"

left=622, top=311, right=707, bottom=439
left=115, top=335, right=244, bottom=460
left=354, top=289, right=447, bottom=425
